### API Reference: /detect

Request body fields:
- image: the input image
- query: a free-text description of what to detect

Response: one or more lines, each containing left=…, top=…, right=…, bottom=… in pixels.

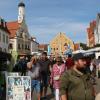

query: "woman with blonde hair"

left=27, top=55, right=41, bottom=100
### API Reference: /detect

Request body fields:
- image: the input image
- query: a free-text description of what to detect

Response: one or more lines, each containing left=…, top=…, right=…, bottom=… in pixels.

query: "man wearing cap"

left=13, top=55, right=27, bottom=75
left=60, top=53, right=95, bottom=100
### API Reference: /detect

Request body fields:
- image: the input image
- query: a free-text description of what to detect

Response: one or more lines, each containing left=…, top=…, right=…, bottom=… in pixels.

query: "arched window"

left=9, top=43, right=13, bottom=49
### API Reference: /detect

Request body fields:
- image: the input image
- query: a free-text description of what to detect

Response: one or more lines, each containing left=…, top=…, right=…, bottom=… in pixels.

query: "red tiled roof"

left=7, top=21, right=20, bottom=38
left=39, top=44, right=48, bottom=48
left=39, top=44, right=48, bottom=51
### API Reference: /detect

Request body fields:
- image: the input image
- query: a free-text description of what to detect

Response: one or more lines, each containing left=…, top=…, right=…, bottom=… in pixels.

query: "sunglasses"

left=56, top=61, right=61, bottom=62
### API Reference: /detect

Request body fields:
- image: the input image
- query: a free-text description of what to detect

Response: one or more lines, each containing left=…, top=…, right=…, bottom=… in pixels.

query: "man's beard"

left=76, top=67, right=86, bottom=74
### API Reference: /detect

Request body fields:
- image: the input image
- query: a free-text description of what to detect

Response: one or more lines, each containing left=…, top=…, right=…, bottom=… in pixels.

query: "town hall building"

left=7, top=1, right=30, bottom=63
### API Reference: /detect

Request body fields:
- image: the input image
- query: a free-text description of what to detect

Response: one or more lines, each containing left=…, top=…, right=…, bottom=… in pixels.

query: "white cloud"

left=29, top=19, right=88, bottom=43
left=0, top=0, right=94, bottom=44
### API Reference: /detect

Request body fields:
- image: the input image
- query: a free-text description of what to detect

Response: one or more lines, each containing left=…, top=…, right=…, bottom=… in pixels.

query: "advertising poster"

left=6, top=76, right=31, bottom=100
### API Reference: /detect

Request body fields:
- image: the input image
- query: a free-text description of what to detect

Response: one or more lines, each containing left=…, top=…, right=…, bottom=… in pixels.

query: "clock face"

left=18, top=16, right=23, bottom=23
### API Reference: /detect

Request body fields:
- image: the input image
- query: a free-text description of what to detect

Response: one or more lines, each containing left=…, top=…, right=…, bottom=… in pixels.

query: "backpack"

left=13, top=62, right=22, bottom=72
left=13, top=59, right=27, bottom=72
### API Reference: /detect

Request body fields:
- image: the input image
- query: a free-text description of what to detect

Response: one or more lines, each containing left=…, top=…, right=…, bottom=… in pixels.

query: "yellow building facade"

left=50, top=32, right=74, bottom=56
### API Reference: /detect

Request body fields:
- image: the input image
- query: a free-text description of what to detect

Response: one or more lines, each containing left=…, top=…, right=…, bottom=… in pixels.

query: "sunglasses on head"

left=56, top=61, right=60, bottom=62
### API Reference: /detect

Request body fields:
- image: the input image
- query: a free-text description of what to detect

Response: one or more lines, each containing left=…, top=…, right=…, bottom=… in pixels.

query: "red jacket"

left=65, top=58, right=74, bottom=69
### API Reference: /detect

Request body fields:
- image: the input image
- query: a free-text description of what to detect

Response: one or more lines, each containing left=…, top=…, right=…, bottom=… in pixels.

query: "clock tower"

left=18, top=1, right=25, bottom=23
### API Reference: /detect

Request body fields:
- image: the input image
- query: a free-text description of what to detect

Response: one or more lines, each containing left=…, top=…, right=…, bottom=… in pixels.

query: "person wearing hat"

left=60, top=52, right=95, bottom=100
left=13, top=55, right=27, bottom=75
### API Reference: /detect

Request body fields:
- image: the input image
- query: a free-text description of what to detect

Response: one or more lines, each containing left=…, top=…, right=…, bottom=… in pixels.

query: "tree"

left=80, top=43, right=89, bottom=50
left=94, top=44, right=100, bottom=47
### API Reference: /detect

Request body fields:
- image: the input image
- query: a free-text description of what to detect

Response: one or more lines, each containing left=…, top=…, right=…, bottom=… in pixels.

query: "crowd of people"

left=1, top=51, right=100, bottom=100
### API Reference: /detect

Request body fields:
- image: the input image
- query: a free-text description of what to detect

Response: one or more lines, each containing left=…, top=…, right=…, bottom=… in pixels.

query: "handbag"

left=53, top=75, right=60, bottom=81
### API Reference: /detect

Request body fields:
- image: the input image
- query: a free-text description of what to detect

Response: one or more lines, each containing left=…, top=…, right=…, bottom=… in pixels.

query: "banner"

left=6, top=76, right=31, bottom=100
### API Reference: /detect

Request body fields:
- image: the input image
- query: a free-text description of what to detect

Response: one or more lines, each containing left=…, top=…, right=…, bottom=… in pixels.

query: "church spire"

left=18, top=0, right=25, bottom=23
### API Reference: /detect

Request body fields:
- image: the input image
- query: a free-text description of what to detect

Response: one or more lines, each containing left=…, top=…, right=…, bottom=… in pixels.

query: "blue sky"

left=0, top=0, right=100, bottom=44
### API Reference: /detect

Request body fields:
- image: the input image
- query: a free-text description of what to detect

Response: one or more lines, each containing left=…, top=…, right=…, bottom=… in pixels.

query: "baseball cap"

left=42, top=51, right=47, bottom=56
left=73, top=53, right=87, bottom=61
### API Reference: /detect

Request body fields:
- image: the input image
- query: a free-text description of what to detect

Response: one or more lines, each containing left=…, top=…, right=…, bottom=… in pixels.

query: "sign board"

left=7, top=72, right=20, bottom=76
left=6, top=76, right=31, bottom=100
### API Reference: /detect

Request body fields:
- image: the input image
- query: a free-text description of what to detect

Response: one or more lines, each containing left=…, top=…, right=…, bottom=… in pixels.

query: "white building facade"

left=0, top=18, right=9, bottom=53
left=7, top=1, right=31, bottom=63
left=30, top=37, right=39, bottom=55
left=95, top=13, right=100, bottom=44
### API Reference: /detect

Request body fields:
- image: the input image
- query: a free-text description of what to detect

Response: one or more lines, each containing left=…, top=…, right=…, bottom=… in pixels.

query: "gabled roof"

left=7, top=21, right=20, bottom=38
left=50, top=32, right=73, bottom=44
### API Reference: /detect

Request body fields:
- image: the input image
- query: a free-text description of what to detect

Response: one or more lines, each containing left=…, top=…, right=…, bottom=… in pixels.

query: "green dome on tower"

left=18, top=2, right=25, bottom=7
